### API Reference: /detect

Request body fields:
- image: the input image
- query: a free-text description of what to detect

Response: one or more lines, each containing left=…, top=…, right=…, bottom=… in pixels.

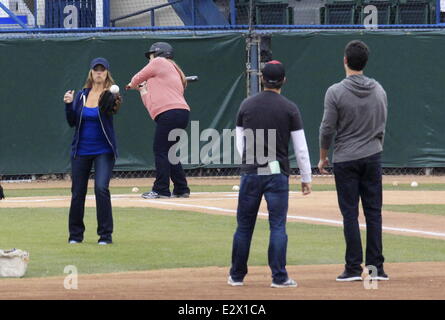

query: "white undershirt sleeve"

left=291, top=129, right=312, bottom=183
left=236, top=126, right=244, bottom=159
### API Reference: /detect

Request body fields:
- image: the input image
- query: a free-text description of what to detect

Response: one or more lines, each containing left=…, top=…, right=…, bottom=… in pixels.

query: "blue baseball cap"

left=90, top=57, right=110, bottom=70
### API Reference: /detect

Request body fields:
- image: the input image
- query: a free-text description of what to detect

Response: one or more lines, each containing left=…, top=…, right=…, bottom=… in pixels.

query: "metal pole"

left=247, top=0, right=259, bottom=96
left=230, top=0, right=236, bottom=25
left=192, top=0, right=196, bottom=26
left=249, top=38, right=259, bottom=96
left=103, top=0, right=110, bottom=27
left=436, top=0, right=441, bottom=24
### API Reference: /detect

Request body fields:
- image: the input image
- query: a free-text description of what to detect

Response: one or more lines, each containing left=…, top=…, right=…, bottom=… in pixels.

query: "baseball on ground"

left=132, top=187, right=139, bottom=193
left=232, top=185, right=240, bottom=191
left=410, top=181, right=418, bottom=188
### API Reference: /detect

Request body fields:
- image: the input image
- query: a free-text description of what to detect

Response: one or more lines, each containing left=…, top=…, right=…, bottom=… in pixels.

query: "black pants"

left=333, top=152, right=385, bottom=274
left=69, top=153, right=115, bottom=243
left=152, top=109, right=190, bottom=197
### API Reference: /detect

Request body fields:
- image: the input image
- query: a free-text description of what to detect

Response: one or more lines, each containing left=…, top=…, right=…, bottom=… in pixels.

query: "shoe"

left=227, top=276, right=244, bottom=286
left=69, top=240, right=81, bottom=244
left=171, top=193, right=190, bottom=198
left=141, top=191, right=170, bottom=199
left=271, top=278, right=298, bottom=288
left=98, top=241, right=112, bottom=245
left=336, top=270, right=363, bottom=282
left=370, top=272, right=389, bottom=281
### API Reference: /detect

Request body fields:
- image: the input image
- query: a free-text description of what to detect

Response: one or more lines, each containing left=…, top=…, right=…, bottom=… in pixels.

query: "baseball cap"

left=90, top=57, right=110, bottom=70
left=261, top=60, right=285, bottom=84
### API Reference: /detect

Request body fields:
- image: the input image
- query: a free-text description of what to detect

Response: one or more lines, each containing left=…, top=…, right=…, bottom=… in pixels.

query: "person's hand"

left=63, top=90, right=74, bottom=103
left=301, top=182, right=312, bottom=196
left=318, top=157, right=330, bottom=174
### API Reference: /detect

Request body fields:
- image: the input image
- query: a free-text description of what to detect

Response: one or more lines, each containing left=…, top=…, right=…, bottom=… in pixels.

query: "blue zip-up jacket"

left=65, top=88, right=118, bottom=159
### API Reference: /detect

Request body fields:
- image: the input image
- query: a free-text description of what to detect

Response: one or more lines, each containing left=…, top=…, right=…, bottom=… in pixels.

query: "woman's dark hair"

left=345, top=40, right=369, bottom=71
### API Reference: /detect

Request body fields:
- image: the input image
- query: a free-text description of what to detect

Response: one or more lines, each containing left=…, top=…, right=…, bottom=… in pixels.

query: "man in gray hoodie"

left=319, top=40, right=388, bottom=282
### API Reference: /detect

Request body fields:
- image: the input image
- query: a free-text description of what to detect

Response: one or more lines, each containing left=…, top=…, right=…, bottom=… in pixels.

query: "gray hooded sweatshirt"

left=319, top=74, right=387, bottom=163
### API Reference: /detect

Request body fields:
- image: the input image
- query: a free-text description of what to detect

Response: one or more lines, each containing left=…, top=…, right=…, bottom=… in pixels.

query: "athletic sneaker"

left=171, top=193, right=190, bottom=198
left=141, top=191, right=170, bottom=199
left=69, top=240, right=81, bottom=244
left=336, top=270, right=363, bottom=282
left=370, top=272, right=389, bottom=281
left=98, top=241, right=112, bottom=245
left=271, top=278, right=298, bottom=288
left=227, top=276, right=244, bottom=286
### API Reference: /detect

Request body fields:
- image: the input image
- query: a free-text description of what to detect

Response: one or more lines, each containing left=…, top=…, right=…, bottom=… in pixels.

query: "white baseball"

left=392, top=181, right=398, bottom=186
left=410, top=181, right=418, bottom=188
left=110, top=85, right=120, bottom=94
left=132, top=187, right=139, bottom=193
left=232, top=185, right=240, bottom=191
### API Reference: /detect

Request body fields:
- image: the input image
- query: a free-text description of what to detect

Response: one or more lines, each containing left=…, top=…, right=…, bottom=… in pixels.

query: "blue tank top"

left=77, top=107, right=113, bottom=156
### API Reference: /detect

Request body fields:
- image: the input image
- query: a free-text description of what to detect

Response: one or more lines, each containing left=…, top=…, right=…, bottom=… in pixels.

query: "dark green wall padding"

left=0, top=34, right=246, bottom=175
left=1, top=31, right=444, bottom=175
left=274, top=31, right=445, bottom=168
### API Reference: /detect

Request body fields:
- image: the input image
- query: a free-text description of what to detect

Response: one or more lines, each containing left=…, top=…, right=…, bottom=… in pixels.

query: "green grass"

left=3, top=183, right=445, bottom=198
left=0, top=207, right=444, bottom=278
left=383, top=204, right=445, bottom=216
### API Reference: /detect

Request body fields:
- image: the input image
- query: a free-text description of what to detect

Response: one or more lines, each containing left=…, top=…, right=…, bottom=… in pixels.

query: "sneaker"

left=227, top=276, right=244, bottom=286
left=141, top=191, right=170, bottom=199
left=171, top=193, right=190, bottom=198
left=336, top=270, right=363, bottom=282
left=69, top=240, right=81, bottom=244
left=271, top=278, right=298, bottom=288
left=370, top=272, right=389, bottom=281
left=98, top=241, right=112, bottom=245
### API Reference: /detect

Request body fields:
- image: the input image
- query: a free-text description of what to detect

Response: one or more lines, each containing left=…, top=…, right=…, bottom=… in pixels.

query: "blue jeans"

left=333, top=152, right=385, bottom=274
left=69, top=153, right=115, bottom=243
left=230, top=173, right=290, bottom=284
left=152, top=109, right=190, bottom=197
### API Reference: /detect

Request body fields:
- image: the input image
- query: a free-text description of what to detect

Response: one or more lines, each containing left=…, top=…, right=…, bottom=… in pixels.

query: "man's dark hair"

left=345, top=40, right=369, bottom=71
left=262, top=78, right=284, bottom=90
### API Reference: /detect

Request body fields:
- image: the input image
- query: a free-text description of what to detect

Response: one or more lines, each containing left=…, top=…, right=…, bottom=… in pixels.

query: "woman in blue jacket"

left=63, top=57, right=121, bottom=245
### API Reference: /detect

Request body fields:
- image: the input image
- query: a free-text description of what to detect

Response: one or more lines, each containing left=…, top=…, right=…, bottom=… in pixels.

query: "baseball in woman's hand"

left=63, top=90, right=74, bottom=103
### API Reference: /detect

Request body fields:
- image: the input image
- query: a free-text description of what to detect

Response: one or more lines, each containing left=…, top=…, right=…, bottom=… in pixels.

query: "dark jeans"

left=333, top=152, right=385, bottom=274
left=152, top=109, right=190, bottom=197
left=230, top=173, right=289, bottom=284
left=69, top=153, right=115, bottom=243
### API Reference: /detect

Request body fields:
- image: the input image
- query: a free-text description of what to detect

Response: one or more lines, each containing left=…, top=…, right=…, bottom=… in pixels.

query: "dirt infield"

left=1, top=262, right=444, bottom=300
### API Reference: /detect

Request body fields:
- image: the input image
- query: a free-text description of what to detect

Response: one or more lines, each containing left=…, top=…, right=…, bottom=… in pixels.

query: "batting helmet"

left=145, top=42, right=174, bottom=59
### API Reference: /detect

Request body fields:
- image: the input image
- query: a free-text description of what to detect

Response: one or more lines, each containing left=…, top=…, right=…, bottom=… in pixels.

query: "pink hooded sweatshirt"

left=129, top=57, right=190, bottom=120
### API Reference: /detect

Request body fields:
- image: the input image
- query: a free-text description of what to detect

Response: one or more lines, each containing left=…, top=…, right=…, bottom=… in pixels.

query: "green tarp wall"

left=1, top=31, right=444, bottom=175
left=274, top=31, right=445, bottom=168
left=0, top=33, right=246, bottom=175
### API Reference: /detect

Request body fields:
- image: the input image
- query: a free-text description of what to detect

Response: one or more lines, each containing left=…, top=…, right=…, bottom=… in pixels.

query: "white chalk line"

left=3, top=194, right=445, bottom=238
left=141, top=199, right=445, bottom=239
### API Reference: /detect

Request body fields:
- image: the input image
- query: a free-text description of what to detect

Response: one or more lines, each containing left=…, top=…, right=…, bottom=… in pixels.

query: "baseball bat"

left=137, top=75, right=198, bottom=87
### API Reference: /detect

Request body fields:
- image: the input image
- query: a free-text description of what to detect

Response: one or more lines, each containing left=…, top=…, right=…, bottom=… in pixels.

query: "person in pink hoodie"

left=126, top=42, right=191, bottom=199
